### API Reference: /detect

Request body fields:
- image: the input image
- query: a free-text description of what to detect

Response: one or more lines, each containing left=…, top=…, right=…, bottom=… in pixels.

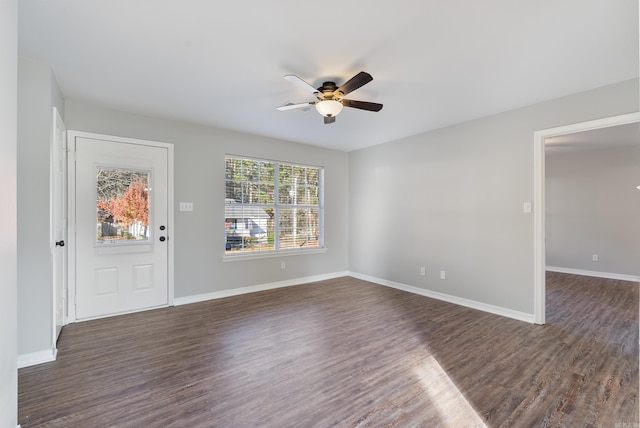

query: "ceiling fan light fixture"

left=280, top=72, right=381, bottom=124
left=315, top=99, right=343, bottom=117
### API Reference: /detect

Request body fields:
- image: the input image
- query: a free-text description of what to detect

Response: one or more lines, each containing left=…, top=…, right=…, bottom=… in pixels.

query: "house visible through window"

left=225, top=156, right=324, bottom=255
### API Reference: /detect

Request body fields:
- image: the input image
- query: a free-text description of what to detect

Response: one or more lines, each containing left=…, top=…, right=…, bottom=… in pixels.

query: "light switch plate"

left=179, top=202, right=193, bottom=212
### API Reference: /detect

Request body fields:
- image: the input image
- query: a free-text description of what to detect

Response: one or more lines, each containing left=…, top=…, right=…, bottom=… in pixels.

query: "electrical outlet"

left=440, top=270, right=446, bottom=280
left=281, top=261, right=286, bottom=269
left=592, top=254, right=599, bottom=262
left=420, top=266, right=426, bottom=276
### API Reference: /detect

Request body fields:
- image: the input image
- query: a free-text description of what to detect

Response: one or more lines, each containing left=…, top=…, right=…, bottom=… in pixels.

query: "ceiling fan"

left=277, top=71, right=383, bottom=124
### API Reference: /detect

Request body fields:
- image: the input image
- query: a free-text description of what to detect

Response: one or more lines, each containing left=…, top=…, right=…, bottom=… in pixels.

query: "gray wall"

left=546, top=146, right=640, bottom=276
left=348, top=79, right=639, bottom=315
left=17, top=57, right=65, bottom=356
left=63, top=100, right=350, bottom=299
left=1, top=0, right=18, bottom=425
left=15, top=69, right=639, bottom=361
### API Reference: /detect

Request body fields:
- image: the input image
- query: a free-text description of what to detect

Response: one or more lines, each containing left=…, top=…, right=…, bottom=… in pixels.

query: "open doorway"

left=533, top=112, right=640, bottom=324
left=545, top=123, right=640, bottom=280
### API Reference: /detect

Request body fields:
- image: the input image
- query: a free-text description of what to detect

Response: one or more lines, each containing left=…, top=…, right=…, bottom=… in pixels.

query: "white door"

left=72, top=134, right=170, bottom=320
left=51, top=107, right=67, bottom=340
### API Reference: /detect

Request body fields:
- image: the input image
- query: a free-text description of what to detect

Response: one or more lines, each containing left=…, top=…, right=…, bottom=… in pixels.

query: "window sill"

left=222, top=247, right=327, bottom=262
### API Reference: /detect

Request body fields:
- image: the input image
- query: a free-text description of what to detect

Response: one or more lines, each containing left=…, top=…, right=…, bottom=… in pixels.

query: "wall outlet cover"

left=179, top=202, right=194, bottom=212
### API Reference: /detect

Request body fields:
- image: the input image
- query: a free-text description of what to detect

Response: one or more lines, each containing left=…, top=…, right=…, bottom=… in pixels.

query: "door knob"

left=159, top=225, right=166, bottom=231
left=159, top=236, right=166, bottom=242
left=55, top=240, right=65, bottom=247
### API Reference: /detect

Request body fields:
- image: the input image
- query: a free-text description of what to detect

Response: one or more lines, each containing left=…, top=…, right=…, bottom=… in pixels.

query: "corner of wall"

left=1, top=0, right=19, bottom=426
left=17, top=55, right=60, bottom=359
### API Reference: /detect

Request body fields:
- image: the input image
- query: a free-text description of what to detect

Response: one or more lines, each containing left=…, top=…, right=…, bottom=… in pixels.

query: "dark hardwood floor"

left=19, top=273, right=638, bottom=427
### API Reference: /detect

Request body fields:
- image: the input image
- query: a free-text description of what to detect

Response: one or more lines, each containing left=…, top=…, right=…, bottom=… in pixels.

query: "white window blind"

left=225, top=156, right=324, bottom=255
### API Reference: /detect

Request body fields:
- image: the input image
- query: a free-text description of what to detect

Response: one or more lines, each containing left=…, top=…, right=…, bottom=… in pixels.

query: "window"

left=96, top=167, right=151, bottom=244
left=225, top=156, right=324, bottom=256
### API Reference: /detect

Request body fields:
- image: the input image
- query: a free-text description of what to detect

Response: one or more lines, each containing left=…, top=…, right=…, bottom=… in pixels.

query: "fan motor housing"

left=318, top=81, right=340, bottom=99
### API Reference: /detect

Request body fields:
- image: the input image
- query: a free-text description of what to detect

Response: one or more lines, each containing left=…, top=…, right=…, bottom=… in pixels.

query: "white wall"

left=546, top=145, right=640, bottom=277
left=349, top=79, right=639, bottom=316
left=0, top=0, right=18, bottom=425
left=63, top=100, right=350, bottom=299
left=17, top=57, right=64, bottom=359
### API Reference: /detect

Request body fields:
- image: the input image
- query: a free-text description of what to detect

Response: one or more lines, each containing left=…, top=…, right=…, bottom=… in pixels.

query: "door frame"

left=533, top=111, right=640, bottom=324
left=67, top=131, right=175, bottom=322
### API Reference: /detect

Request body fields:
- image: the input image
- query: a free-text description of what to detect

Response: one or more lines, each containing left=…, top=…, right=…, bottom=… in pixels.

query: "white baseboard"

left=176, top=270, right=534, bottom=323
left=18, top=347, right=57, bottom=369
left=174, top=271, right=350, bottom=306
left=546, top=266, right=640, bottom=283
left=348, top=271, right=535, bottom=324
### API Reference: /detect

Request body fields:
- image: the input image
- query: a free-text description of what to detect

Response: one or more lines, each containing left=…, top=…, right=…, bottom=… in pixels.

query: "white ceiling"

left=18, top=0, right=638, bottom=152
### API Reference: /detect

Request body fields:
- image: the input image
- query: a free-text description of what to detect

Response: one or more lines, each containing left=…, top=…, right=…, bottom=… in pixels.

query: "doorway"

left=68, top=131, right=174, bottom=321
left=533, top=112, right=640, bottom=324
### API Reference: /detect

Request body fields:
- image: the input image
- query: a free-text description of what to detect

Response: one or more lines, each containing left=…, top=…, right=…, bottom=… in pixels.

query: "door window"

left=96, top=167, right=151, bottom=244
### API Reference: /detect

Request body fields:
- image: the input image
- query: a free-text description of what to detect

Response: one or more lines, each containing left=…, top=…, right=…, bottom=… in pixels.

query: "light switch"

left=523, top=202, right=532, bottom=214
left=179, top=202, right=193, bottom=212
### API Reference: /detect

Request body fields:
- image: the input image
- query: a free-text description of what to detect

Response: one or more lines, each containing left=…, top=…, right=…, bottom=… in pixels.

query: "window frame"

left=223, top=154, right=325, bottom=261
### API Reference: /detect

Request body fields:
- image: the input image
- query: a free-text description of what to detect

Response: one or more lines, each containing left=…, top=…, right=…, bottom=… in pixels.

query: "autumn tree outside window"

left=96, top=168, right=152, bottom=243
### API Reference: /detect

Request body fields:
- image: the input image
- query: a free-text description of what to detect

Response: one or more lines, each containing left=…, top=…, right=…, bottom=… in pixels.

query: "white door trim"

left=533, top=111, right=640, bottom=325
left=67, top=131, right=174, bottom=322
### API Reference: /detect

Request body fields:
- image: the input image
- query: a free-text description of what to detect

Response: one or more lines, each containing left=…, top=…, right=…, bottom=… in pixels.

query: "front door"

left=71, top=133, right=170, bottom=320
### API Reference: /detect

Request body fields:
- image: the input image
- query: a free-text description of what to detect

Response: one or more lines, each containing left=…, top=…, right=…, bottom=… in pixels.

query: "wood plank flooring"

left=19, top=273, right=638, bottom=427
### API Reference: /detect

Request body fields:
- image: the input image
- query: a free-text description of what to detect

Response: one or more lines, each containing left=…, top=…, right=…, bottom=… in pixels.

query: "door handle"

left=159, top=236, right=166, bottom=242
left=55, top=240, right=65, bottom=247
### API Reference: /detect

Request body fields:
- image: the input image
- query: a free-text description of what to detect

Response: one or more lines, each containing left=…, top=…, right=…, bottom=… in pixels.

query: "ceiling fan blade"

left=284, top=74, right=320, bottom=95
left=324, top=116, right=336, bottom=124
left=335, top=71, right=373, bottom=97
left=342, top=99, right=383, bottom=112
left=276, top=102, right=315, bottom=111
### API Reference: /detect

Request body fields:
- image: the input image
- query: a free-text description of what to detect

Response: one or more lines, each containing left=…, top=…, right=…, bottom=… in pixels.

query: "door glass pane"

left=96, top=167, right=151, bottom=244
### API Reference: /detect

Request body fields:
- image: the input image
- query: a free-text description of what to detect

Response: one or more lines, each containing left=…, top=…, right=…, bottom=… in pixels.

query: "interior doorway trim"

left=533, top=111, right=640, bottom=324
